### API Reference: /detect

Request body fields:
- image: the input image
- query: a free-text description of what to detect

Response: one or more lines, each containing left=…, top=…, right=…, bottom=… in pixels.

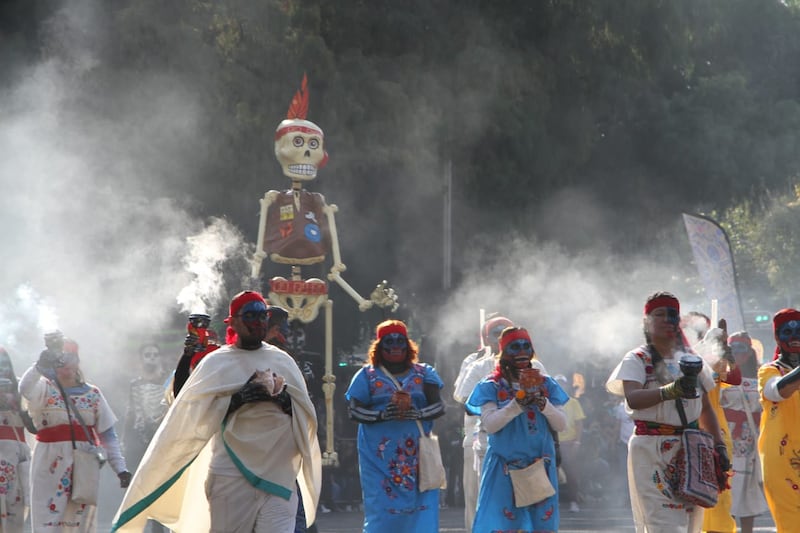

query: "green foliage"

left=13, top=0, right=800, bottom=317
left=717, top=186, right=800, bottom=307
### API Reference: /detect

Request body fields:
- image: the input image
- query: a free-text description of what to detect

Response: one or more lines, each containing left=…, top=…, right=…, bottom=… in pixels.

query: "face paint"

left=647, top=307, right=679, bottom=339
left=666, top=308, right=680, bottom=326
left=237, top=301, right=269, bottom=347
left=381, top=333, right=408, bottom=363
left=778, top=320, right=800, bottom=354
left=505, top=340, right=533, bottom=369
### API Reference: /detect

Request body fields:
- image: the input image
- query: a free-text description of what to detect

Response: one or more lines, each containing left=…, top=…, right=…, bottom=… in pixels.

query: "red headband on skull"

left=498, top=328, right=533, bottom=353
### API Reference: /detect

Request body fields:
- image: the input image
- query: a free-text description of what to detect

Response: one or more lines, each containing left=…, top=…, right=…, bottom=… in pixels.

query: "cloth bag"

left=509, top=458, right=555, bottom=507
left=415, top=420, right=447, bottom=492
left=671, top=428, right=720, bottom=508
left=71, top=447, right=104, bottom=505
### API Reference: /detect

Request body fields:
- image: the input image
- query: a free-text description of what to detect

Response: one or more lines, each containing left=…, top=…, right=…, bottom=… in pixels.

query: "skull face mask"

left=140, top=345, right=161, bottom=374
left=380, top=333, right=408, bottom=363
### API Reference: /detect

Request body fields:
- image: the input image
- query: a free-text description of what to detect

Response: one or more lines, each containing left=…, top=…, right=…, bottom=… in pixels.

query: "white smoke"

left=176, top=217, right=248, bottom=314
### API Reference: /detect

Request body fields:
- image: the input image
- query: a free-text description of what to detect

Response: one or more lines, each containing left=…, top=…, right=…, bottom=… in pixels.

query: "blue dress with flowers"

left=466, top=373, right=568, bottom=533
left=345, top=363, right=444, bottom=533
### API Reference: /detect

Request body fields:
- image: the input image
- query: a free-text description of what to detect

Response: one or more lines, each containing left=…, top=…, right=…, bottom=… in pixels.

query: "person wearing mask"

left=553, top=374, right=585, bottom=513
left=121, top=343, right=169, bottom=533
left=606, top=292, right=729, bottom=533
left=19, top=333, right=131, bottom=533
left=452, top=314, right=513, bottom=532
left=719, top=331, right=770, bottom=533
left=0, top=347, right=34, bottom=533
left=466, top=327, right=568, bottom=533
left=112, top=290, right=321, bottom=533
left=345, top=319, right=445, bottom=533
left=757, top=308, right=800, bottom=532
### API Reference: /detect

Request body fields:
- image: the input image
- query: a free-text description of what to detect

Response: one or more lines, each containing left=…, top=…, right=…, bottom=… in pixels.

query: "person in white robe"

left=112, top=290, right=321, bottom=533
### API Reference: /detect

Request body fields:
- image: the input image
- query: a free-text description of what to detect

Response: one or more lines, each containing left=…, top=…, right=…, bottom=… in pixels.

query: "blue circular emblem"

left=305, top=224, right=321, bottom=242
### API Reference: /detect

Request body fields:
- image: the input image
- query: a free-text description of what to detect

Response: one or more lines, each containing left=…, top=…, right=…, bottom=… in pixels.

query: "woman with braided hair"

left=606, top=291, right=729, bottom=533
left=465, top=326, right=568, bottom=533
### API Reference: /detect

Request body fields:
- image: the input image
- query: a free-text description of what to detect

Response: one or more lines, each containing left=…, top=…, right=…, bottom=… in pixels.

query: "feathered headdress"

left=286, top=73, right=309, bottom=120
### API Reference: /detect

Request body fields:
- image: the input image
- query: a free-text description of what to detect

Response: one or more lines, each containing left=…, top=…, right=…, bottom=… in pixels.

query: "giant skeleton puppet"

left=251, top=75, right=398, bottom=466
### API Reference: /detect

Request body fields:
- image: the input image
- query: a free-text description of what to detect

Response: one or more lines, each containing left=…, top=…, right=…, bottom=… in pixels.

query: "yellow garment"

left=111, top=343, right=321, bottom=532
left=758, top=362, right=800, bottom=533
left=557, top=397, right=585, bottom=443
left=701, top=382, right=735, bottom=533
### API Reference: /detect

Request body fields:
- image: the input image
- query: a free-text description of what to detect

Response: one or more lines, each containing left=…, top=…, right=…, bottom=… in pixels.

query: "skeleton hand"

left=369, top=281, right=399, bottom=311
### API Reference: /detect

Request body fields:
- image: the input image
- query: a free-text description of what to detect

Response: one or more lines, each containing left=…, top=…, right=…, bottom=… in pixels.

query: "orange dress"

left=758, top=361, right=800, bottom=532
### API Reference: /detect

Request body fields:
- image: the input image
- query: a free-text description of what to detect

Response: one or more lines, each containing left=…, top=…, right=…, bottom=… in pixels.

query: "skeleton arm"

left=323, top=203, right=398, bottom=312
left=251, top=190, right=280, bottom=279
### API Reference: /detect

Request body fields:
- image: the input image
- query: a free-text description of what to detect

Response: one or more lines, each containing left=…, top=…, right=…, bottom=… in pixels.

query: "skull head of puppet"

left=498, top=327, right=535, bottom=379
left=774, top=309, right=800, bottom=367
left=274, top=119, right=328, bottom=182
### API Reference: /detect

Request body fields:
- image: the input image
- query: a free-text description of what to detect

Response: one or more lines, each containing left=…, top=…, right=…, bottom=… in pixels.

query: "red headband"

left=482, top=317, right=513, bottom=343
left=274, top=124, right=324, bottom=141
left=728, top=335, right=751, bottom=346
left=773, top=308, right=800, bottom=331
left=499, top=328, right=533, bottom=353
left=644, top=296, right=680, bottom=315
left=376, top=321, right=407, bottom=339
left=225, top=291, right=266, bottom=323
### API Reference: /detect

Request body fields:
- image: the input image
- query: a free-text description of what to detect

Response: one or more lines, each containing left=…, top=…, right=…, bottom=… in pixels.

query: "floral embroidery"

left=375, top=432, right=419, bottom=500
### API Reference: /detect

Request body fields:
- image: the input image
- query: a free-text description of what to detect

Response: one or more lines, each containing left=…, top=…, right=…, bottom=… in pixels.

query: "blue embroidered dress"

left=345, top=363, right=444, bottom=533
left=466, top=374, right=568, bottom=533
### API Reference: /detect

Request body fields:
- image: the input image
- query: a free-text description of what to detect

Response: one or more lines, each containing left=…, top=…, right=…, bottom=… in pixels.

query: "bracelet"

left=659, top=387, right=666, bottom=402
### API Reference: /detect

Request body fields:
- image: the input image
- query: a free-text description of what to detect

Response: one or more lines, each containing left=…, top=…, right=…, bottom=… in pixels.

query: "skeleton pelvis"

left=268, top=277, right=328, bottom=323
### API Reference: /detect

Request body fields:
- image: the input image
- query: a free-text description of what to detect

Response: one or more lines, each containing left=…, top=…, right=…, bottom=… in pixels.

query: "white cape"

left=111, top=343, right=321, bottom=532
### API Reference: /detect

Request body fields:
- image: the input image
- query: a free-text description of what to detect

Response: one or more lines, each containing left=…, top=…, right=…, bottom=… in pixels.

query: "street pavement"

left=312, top=502, right=778, bottom=532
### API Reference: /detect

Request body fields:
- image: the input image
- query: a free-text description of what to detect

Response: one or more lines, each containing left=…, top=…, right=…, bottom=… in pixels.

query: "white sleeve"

left=480, top=400, right=524, bottom=434
left=763, top=375, right=784, bottom=402
left=18, top=364, right=46, bottom=404
left=541, top=400, right=567, bottom=432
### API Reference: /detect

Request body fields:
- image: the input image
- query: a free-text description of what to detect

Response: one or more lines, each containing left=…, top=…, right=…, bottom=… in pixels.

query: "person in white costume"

left=112, top=290, right=321, bottom=533
left=452, top=315, right=512, bottom=532
left=20, top=334, right=131, bottom=533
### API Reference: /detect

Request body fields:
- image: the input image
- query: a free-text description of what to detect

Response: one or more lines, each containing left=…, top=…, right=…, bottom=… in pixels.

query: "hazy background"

left=2, top=0, right=797, bottom=397
left=2, top=0, right=800, bottom=519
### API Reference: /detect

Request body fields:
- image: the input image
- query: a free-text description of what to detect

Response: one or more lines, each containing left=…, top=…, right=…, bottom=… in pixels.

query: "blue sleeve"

left=465, top=379, right=496, bottom=416
left=546, top=377, right=569, bottom=407
left=422, top=364, right=444, bottom=388
left=344, top=367, right=371, bottom=403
